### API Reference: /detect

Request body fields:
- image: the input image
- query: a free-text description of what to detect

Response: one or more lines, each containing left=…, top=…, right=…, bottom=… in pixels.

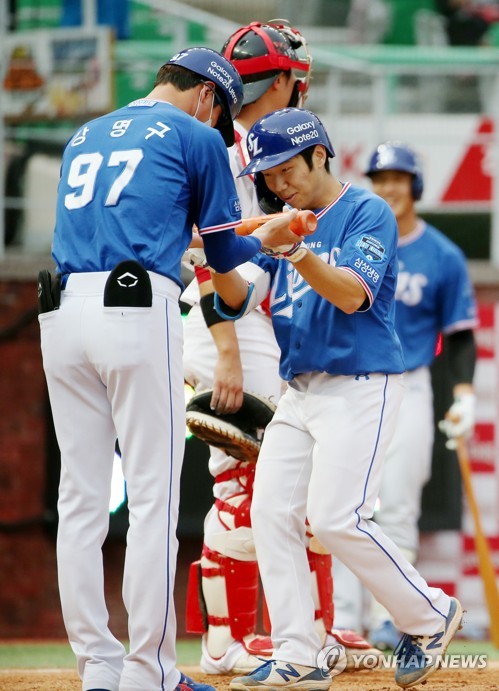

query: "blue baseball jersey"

left=251, top=183, right=405, bottom=380
left=395, top=221, right=478, bottom=371
left=52, top=99, right=242, bottom=287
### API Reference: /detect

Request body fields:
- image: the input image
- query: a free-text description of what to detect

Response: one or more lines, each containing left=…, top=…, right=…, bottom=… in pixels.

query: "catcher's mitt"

left=186, top=390, right=277, bottom=463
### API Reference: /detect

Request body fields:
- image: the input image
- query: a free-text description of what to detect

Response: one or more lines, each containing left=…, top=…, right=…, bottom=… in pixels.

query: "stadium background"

left=1, top=0, right=499, bottom=647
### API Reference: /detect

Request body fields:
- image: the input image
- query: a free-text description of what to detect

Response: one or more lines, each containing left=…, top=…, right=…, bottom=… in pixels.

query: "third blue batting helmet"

left=167, top=47, right=244, bottom=146
left=365, top=142, right=424, bottom=201
left=239, top=107, right=335, bottom=213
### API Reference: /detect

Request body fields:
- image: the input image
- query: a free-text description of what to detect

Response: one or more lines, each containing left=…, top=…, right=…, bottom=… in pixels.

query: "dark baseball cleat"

left=175, top=672, right=216, bottom=691
left=394, top=597, right=464, bottom=688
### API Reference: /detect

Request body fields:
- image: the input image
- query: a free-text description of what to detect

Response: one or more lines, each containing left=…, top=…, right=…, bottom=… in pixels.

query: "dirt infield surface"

left=1, top=663, right=499, bottom=691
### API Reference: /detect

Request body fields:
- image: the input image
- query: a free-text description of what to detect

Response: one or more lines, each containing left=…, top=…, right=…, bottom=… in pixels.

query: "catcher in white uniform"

left=332, top=142, right=478, bottom=650
left=183, top=21, right=379, bottom=678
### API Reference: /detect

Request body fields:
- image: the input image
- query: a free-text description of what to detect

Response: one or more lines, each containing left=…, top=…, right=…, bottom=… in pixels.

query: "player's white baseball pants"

left=40, top=271, right=185, bottom=691
left=333, top=366, right=434, bottom=631
left=251, top=371, right=451, bottom=667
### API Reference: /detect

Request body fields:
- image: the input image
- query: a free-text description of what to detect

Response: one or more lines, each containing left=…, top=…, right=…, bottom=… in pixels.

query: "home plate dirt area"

left=1, top=663, right=499, bottom=691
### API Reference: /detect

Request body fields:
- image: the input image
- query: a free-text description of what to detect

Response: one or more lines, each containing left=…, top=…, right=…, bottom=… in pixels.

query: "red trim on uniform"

left=260, top=293, right=271, bottom=317
left=199, top=221, right=241, bottom=235
left=338, top=266, right=373, bottom=307
left=315, top=182, right=351, bottom=220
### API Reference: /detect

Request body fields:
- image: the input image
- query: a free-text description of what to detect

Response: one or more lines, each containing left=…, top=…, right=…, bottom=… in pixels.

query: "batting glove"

left=183, top=247, right=208, bottom=268
left=438, top=392, right=476, bottom=450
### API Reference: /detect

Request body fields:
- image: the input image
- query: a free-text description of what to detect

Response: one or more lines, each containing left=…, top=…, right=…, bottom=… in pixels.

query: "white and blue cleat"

left=394, top=597, right=464, bottom=688
left=230, top=659, right=332, bottom=690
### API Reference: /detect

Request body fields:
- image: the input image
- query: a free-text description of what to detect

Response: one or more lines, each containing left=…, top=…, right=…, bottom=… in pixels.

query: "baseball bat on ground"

left=456, top=437, right=499, bottom=647
left=236, top=209, right=318, bottom=236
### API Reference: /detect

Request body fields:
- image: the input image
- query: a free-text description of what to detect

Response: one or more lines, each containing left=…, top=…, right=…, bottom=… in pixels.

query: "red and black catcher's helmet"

left=222, top=20, right=312, bottom=107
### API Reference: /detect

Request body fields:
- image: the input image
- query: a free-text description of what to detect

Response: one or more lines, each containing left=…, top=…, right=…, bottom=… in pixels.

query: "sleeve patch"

left=356, top=235, right=386, bottom=263
left=231, top=196, right=242, bottom=216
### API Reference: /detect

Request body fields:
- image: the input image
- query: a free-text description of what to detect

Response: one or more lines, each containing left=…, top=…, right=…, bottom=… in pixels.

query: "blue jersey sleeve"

left=437, top=244, right=478, bottom=334
left=187, top=127, right=241, bottom=234
left=335, top=196, right=398, bottom=307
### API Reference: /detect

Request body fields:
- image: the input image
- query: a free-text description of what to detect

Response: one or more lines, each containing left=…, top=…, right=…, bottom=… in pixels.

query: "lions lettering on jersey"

left=394, top=221, right=478, bottom=370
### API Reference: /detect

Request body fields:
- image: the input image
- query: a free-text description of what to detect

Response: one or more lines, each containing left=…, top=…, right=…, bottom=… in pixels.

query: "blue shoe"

left=369, top=620, right=402, bottom=651
left=394, top=597, right=464, bottom=688
left=175, top=672, right=216, bottom=691
left=230, top=659, right=331, bottom=690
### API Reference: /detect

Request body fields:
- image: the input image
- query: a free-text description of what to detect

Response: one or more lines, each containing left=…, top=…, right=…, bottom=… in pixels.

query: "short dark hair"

left=154, top=63, right=203, bottom=90
left=153, top=64, right=229, bottom=121
left=300, top=145, right=330, bottom=172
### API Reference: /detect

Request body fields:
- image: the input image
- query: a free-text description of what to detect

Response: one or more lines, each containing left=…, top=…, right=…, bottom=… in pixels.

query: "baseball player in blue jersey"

left=210, top=109, right=464, bottom=690
left=38, top=48, right=302, bottom=691
left=333, top=142, right=478, bottom=650
left=182, top=21, right=379, bottom=676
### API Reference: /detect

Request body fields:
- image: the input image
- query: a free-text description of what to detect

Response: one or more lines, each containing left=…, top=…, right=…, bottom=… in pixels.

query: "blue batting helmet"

left=167, top=47, right=244, bottom=146
left=365, top=142, right=424, bottom=201
left=239, top=107, right=335, bottom=213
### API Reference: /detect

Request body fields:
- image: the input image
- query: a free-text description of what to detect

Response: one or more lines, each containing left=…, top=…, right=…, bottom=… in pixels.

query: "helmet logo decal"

left=247, top=133, right=262, bottom=156
left=207, top=60, right=237, bottom=104
left=375, top=145, right=398, bottom=169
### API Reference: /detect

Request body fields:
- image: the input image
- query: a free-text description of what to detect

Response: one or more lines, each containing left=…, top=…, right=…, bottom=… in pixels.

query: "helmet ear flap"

left=411, top=174, right=423, bottom=201
left=255, top=173, right=284, bottom=214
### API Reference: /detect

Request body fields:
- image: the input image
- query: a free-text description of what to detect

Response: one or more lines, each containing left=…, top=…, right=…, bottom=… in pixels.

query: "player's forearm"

left=211, top=269, right=249, bottom=311
left=291, top=251, right=367, bottom=313
left=204, top=231, right=261, bottom=273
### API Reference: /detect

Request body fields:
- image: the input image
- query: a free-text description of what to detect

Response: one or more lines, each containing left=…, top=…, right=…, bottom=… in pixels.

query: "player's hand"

left=438, top=392, right=476, bottom=450
left=210, top=351, right=244, bottom=414
left=183, top=228, right=208, bottom=267
left=253, top=208, right=304, bottom=250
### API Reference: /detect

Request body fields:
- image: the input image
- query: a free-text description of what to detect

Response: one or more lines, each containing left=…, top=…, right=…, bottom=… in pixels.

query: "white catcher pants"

left=183, top=303, right=283, bottom=497
left=40, top=271, right=185, bottom=691
left=251, top=372, right=450, bottom=668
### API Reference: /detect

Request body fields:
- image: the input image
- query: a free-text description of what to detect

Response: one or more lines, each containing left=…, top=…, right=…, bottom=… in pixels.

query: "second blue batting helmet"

left=365, top=142, right=424, bottom=201
left=167, top=47, right=244, bottom=146
left=239, top=107, right=335, bottom=213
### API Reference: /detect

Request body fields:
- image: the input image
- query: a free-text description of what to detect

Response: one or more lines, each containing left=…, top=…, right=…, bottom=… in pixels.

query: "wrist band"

left=200, top=292, right=227, bottom=328
left=286, top=244, right=308, bottom=264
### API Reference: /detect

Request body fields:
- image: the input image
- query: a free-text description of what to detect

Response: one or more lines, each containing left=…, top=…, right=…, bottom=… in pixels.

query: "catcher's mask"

left=166, top=47, right=244, bottom=146
left=222, top=20, right=312, bottom=108
left=239, top=107, right=335, bottom=213
left=365, top=142, right=424, bottom=201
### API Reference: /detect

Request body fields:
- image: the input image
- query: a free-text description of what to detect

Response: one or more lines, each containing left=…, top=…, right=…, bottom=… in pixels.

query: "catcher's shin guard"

left=186, top=547, right=260, bottom=657
left=261, top=540, right=335, bottom=637
left=308, top=538, right=334, bottom=636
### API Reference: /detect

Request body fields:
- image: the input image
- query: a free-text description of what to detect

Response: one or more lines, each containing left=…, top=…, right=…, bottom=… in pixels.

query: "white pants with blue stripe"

left=251, top=371, right=451, bottom=667
left=40, top=271, right=185, bottom=691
